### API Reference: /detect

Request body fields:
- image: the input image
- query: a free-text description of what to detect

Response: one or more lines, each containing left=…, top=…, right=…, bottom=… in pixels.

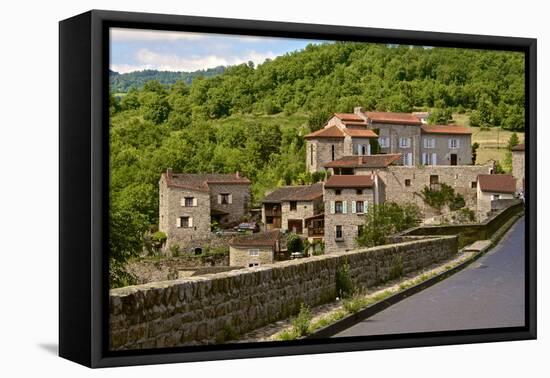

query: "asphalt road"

left=335, top=217, right=525, bottom=337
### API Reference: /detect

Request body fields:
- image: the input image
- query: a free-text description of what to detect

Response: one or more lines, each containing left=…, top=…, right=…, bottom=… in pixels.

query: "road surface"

left=335, top=217, right=525, bottom=337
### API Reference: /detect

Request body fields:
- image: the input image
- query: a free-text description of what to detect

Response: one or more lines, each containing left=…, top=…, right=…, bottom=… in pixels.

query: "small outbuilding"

left=476, top=174, right=516, bottom=220
left=229, top=230, right=282, bottom=267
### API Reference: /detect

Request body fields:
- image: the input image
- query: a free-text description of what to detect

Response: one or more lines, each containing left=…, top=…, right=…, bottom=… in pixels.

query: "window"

left=178, top=216, right=192, bottom=228
left=379, top=136, right=389, bottom=148
left=471, top=181, right=477, bottom=189
left=430, top=175, right=439, bottom=185
left=449, top=138, right=459, bottom=149
left=336, top=225, right=343, bottom=240
left=184, top=197, right=194, bottom=207
left=358, top=225, right=365, bottom=237
left=219, top=193, right=231, bottom=205
left=356, top=200, right=365, bottom=214
left=310, top=144, right=314, bottom=165
left=335, top=201, right=343, bottom=214
left=399, top=137, right=411, bottom=148
left=331, top=145, right=335, bottom=161
left=248, top=249, right=259, bottom=256
left=356, top=189, right=363, bottom=195
left=335, top=189, right=341, bottom=195
left=423, top=138, right=435, bottom=149
left=248, top=263, right=259, bottom=267
left=403, top=152, right=413, bottom=166
left=405, top=179, right=411, bottom=187
left=290, top=201, right=297, bottom=211
left=492, top=194, right=501, bottom=200
left=194, top=248, right=203, bottom=256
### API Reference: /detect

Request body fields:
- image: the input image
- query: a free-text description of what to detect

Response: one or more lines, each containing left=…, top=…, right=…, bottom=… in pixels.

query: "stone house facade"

left=512, top=143, right=525, bottom=193
left=261, top=183, right=324, bottom=237
left=229, top=230, right=281, bottom=267
left=323, top=175, right=375, bottom=254
left=476, top=174, right=516, bottom=220
left=159, top=169, right=251, bottom=254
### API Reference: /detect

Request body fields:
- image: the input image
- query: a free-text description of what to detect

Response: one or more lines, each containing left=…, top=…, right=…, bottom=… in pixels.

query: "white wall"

left=2, top=1, right=547, bottom=377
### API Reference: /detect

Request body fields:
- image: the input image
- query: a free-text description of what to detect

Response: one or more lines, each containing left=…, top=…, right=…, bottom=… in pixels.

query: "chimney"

left=354, top=106, right=368, bottom=122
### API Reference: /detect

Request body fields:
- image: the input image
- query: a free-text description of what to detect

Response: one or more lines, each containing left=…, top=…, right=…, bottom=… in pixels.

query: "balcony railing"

left=264, top=209, right=282, bottom=217
left=308, top=226, right=324, bottom=237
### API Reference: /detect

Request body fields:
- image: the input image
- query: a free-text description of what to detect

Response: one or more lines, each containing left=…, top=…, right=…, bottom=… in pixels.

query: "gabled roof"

left=263, top=183, right=323, bottom=203
left=333, top=113, right=365, bottom=122
left=324, top=175, right=374, bottom=189
left=364, top=111, right=423, bottom=126
left=421, top=124, right=472, bottom=135
left=304, top=125, right=345, bottom=139
left=512, top=143, right=525, bottom=152
left=229, top=229, right=281, bottom=248
left=164, top=170, right=250, bottom=192
left=478, top=174, right=516, bottom=194
left=342, top=127, right=378, bottom=138
left=324, top=154, right=402, bottom=169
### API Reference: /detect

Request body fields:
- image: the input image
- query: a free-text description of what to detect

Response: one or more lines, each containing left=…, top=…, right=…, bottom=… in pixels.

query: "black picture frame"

left=59, top=9, right=537, bottom=368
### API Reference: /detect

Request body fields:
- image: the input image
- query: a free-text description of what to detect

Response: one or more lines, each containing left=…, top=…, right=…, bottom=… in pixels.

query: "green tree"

left=356, top=202, right=421, bottom=247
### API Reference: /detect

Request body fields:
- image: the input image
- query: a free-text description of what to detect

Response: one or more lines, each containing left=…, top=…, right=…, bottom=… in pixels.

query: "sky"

left=110, top=28, right=327, bottom=73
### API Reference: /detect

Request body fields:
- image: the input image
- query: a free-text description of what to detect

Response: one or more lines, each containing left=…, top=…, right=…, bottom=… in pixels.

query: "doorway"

left=450, top=153, right=457, bottom=166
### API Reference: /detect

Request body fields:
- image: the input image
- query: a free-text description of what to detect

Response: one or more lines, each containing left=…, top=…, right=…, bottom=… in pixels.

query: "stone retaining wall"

left=110, top=235, right=458, bottom=350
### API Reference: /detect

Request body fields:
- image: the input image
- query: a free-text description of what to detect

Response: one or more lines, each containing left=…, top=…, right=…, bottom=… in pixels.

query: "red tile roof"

left=512, top=143, right=525, bottom=151
left=262, top=183, right=323, bottom=203
left=333, top=113, right=365, bottom=122
left=365, top=111, right=422, bottom=126
left=324, top=154, right=402, bottom=169
left=304, top=125, right=345, bottom=139
left=164, top=170, right=250, bottom=191
left=478, top=174, right=516, bottom=194
left=324, top=175, right=374, bottom=189
left=421, top=124, right=472, bottom=135
left=342, top=128, right=378, bottom=138
left=229, top=229, right=281, bottom=248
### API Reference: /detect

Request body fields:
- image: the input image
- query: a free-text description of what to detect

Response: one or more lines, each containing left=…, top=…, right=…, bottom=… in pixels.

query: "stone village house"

left=159, top=169, right=251, bottom=254
left=228, top=230, right=282, bottom=267
left=306, top=107, right=472, bottom=172
left=476, top=174, right=516, bottom=221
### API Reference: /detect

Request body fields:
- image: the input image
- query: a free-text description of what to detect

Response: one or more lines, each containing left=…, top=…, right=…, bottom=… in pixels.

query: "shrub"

left=291, top=303, right=312, bottom=337
left=356, top=202, right=421, bottom=247
left=421, top=183, right=465, bottom=212
left=150, top=231, right=167, bottom=249
left=287, top=232, right=304, bottom=253
left=342, top=294, right=369, bottom=314
left=169, top=244, right=181, bottom=257
left=335, top=262, right=354, bottom=299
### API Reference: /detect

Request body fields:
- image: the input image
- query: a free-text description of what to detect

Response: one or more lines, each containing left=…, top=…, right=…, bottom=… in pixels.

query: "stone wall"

left=209, top=183, right=250, bottom=227
left=378, top=163, right=494, bottom=216
left=110, top=235, right=457, bottom=350
left=512, top=150, right=525, bottom=192
left=306, top=138, right=346, bottom=173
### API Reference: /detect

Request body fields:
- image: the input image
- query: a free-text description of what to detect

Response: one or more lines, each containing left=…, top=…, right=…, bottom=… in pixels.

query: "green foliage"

left=335, top=262, right=354, bottom=299
left=428, top=106, right=453, bottom=124
left=287, top=233, right=304, bottom=253
left=389, top=256, right=404, bottom=280
left=471, top=142, right=480, bottom=164
left=421, top=183, right=465, bottom=211
left=150, top=231, right=167, bottom=250
left=506, top=132, right=520, bottom=150
left=291, top=303, right=312, bottom=337
left=169, top=244, right=180, bottom=257
left=356, top=202, right=422, bottom=247
left=109, top=67, right=225, bottom=93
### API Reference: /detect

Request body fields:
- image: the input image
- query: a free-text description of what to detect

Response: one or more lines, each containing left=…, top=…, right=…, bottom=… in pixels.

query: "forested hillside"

left=110, top=66, right=225, bottom=93
left=109, top=42, right=525, bottom=283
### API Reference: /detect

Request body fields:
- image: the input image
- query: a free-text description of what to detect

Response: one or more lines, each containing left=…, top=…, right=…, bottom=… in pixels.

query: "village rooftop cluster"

left=158, top=108, right=525, bottom=267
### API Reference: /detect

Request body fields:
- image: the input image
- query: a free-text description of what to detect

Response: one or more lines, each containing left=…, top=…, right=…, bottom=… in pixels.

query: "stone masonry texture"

left=110, top=235, right=457, bottom=350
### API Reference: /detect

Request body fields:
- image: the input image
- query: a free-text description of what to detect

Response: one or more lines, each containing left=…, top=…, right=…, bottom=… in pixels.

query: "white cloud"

left=122, top=48, right=277, bottom=72
left=110, top=28, right=205, bottom=42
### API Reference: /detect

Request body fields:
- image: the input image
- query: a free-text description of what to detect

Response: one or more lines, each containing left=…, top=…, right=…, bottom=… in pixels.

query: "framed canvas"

left=59, top=9, right=537, bottom=368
